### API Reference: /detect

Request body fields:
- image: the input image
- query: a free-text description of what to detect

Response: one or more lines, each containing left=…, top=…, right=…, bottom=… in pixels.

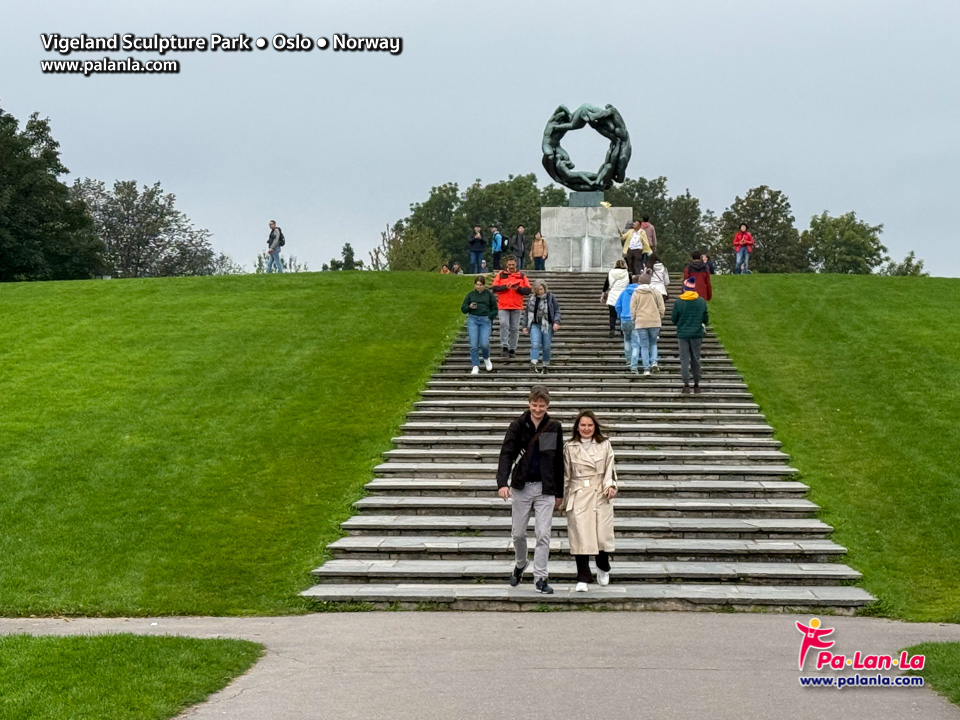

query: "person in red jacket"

left=683, top=250, right=713, bottom=301
left=733, top=223, right=754, bottom=275
left=492, top=255, right=532, bottom=358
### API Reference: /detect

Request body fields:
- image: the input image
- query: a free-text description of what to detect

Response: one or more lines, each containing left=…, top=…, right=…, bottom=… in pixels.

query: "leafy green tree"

left=804, top=211, right=888, bottom=274
left=0, top=106, right=103, bottom=281
left=72, top=179, right=215, bottom=277
left=717, top=186, right=812, bottom=273
left=405, top=182, right=464, bottom=266
left=660, top=191, right=720, bottom=274
left=387, top=226, right=446, bottom=271
left=604, top=176, right=670, bottom=227
left=405, top=174, right=566, bottom=267
left=210, top=253, right=246, bottom=275
left=880, top=250, right=928, bottom=277
left=322, top=242, right=363, bottom=271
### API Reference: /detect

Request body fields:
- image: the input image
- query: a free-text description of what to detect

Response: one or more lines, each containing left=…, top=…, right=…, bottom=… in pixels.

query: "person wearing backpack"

left=491, top=225, right=504, bottom=271
left=267, top=220, right=285, bottom=273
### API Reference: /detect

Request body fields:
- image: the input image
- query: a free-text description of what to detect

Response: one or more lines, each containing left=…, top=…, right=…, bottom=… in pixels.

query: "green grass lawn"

left=0, top=272, right=471, bottom=616
left=710, top=274, right=960, bottom=622
left=0, top=634, right=262, bottom=719
left=903, top=642, right=960, bottom=706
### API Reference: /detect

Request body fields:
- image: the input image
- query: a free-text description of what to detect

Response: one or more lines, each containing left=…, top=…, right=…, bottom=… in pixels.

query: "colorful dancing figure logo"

left=797, top=617, right=835, bottom=670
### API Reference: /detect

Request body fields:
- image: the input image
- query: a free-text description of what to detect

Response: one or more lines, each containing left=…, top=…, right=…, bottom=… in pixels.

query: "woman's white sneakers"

left=484, top=358, right=493, bottom=372
left=471, top=366, right=479, bottom=375
left=597, top=569, right=610, bottom=587
left=575, top=582, right=589, bottom=592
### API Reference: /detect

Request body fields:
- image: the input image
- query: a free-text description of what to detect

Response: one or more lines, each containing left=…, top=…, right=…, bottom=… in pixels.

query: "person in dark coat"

left=683, top=250, right=713, bottom=301
left=497, top=386, right=564, bottom=594
left=509, top=225, right=528, bottom=270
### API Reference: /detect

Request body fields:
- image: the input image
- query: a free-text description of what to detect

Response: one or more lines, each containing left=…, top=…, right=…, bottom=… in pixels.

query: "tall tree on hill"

left=405, top=174, right=566, bottom=268
left=604, top=176, right=670, bottom=226
left=386, top=226, right=446, bottom=272
left=880, top=250, right=928, bottom=277
left=803, top=211, right=888, bottom=274
left=660, top=191, right=720, bottom=274
left=71, top=179, right=216, bottom=277
left=717, top=186, right=812, bottom=273
left=322, top=242, right=364, bottom=271
left=0, top=107, right=104, bottom=282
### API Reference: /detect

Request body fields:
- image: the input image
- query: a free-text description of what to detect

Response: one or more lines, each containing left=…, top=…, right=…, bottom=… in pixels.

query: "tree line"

left=360, top=173, right=926, bottom=276
left=0, top=105, right=258, bottom=282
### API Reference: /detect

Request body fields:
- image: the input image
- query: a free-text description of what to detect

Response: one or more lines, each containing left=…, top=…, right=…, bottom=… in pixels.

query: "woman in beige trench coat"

left=563, top=410, right=618, bottom=592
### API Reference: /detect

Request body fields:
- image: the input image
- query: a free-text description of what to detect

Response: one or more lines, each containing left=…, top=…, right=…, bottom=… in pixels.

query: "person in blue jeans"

left=491, top=225, right=504, bottom=270
left=460, top=275, right=499, bottom=374
left=467, top=225, right=485, bottom=274
left=522, top=281, right=562, bottom=374
left=614, top=274, right=641, bottom=367
left=628, top=272, right=665, bottom=376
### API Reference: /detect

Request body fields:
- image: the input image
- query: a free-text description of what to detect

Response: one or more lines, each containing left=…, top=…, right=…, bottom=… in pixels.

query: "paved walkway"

left=3, top=613, right=959, bottom=719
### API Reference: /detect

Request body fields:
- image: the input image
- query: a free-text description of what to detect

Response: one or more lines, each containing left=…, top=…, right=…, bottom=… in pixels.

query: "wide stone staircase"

left=302, top=272, right=875, bottom=612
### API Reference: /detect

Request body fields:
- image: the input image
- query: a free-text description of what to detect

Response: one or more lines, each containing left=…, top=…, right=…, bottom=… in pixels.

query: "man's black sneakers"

left=509, top=561, right=528, bottom=587
left=535, top=578, right=554, bottom=594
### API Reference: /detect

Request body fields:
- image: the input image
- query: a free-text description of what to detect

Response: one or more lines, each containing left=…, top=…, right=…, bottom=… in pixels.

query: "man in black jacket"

left=509, top=225, right=527, bottom=270
left=497, top=386, right=564, bottom=594
left=467, top=225, right=485, bottom=274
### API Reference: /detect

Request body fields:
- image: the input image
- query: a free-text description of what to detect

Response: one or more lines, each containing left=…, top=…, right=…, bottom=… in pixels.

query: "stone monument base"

left=540, top=205, right=631, bottom=272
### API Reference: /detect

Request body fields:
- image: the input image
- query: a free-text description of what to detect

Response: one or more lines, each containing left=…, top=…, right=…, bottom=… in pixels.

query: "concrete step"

left=406, top=411, right=768, bottom=424
left=414, top=399, right=759, bottom=412
left=354, top=496, right=818, bottom=518
left=328, top=535, right=849, bottom=563
left=419, top=389, right=754, bottom=401
left=373, top=463, right=798, bottom=480
left=300, top=582, right=874, bottom=612
left=399, top=422, right=774, bottom=436
left=382, top=448, right=790, bottom=465
left=435, top=364, right=743, bottom=374
left=426, top=379, right=748, bottom=390
left=341, top=515, right=831, bottom=538
left=364, top=477, right=810, bottom=498
left=310, top=559, right=861, bottom=585
left=431, top=369, right=744, bottom=380
left=392, top=435, right=782, bottom=449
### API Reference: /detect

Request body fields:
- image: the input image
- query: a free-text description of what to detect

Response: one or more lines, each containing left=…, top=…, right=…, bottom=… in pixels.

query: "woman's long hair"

left=571, top=410, right=606, bottom=443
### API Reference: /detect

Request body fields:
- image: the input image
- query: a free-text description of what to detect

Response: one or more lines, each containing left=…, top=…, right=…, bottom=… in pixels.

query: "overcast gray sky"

left=5, top=1, right=959, bottom=275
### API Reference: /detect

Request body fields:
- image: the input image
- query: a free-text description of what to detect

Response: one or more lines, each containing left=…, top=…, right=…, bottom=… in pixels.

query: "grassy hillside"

left=0, top=272, right=471, bottom=615
left=0, top=634, right=262, bottom=720
left=710, top=274, right=960, bottom=622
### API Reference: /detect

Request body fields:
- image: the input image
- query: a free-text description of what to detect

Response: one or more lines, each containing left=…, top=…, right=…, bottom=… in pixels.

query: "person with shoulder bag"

left=647, top=252, right=670, bottom=302
left=497, top=386, right=565, bottom=594
left=521, top=280, right=562, bottom=374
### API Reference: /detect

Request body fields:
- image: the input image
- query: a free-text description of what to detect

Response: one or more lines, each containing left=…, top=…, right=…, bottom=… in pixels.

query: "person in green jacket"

left=671, top=276, right=710, bottom=394
left=461, top=275, right=499, bottom=375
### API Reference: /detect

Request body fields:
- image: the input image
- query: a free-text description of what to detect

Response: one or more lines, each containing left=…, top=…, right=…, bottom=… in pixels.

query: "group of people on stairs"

left=460, top=255, right=561, bottom=375
left=455, top=221, right=755, bottom=594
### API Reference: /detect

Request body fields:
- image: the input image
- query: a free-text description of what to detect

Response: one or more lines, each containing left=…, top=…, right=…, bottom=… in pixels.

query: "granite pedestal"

left=540, top=205, right=631, bottom=272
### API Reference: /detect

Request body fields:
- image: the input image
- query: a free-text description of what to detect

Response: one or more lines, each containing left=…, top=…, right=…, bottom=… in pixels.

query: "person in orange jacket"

left=683, top=250, right=713, bottom=301
left=491, top=255, right=532, bottom=358
left=733, top=223, right=754, bottom=274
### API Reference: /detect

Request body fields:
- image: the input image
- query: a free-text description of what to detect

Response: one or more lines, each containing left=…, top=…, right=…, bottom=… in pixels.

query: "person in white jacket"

left=647, top=253, right=670, bottom=302
left=602, top=259, right=630, bottom=337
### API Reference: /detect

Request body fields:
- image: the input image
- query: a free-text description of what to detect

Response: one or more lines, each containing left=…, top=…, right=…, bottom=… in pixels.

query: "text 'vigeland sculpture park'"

left=541, top=103, right=632, bottom=192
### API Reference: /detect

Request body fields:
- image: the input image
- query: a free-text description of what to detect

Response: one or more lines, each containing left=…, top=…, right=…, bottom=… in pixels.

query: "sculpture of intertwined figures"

left=541, top=103, right=632, bottom=192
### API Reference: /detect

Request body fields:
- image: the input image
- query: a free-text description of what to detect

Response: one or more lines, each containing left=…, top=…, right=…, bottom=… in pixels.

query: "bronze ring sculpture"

left=541, top=103, right=632, bottom=192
